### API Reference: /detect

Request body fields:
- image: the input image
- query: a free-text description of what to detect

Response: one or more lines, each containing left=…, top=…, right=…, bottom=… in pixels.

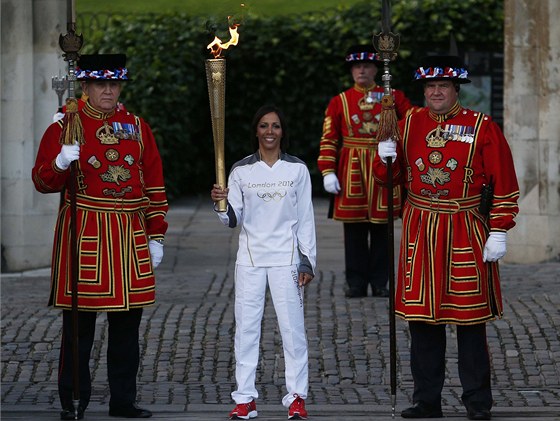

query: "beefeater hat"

left=345, top=44, right=381, bottom=67
left=76, top=54, right=131, bottom=81
left=413, top=55, right=471, bottom=84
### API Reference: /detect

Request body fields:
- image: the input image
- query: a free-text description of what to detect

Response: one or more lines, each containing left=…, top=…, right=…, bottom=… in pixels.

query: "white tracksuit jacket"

left=217, top=152, right=316, bottom=275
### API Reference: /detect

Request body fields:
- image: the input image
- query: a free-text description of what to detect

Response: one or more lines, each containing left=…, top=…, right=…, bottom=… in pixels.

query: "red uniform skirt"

left=395, top=192, right=503, bottom=324
left=49, top=194, right=156, bottom=311
left=332, top=140, right=401, bottom=223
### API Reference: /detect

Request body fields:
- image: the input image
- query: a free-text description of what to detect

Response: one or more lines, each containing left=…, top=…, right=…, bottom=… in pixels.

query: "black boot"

left=401, top=402, right=443, bottom=418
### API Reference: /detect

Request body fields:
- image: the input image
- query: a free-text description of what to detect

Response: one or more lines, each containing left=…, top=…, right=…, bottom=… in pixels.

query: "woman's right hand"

left=211, top=184, right=229, bottom=203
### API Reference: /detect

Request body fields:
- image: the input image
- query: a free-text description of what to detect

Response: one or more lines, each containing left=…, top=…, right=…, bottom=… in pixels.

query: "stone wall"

left=504, top=0, right=560, bottom=262
left=1, top=0, right=66, bottom=271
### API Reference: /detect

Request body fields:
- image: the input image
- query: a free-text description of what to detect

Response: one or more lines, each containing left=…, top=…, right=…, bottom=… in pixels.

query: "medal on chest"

left=428, top=150, right=443, bottom=164
left=352, top=92, right=380, bottom=135
left=419, top=125, right=450, bottom=188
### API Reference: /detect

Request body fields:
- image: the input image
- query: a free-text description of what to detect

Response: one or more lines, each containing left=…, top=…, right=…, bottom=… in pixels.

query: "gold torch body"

left=205, top=58, right=227, bottom=212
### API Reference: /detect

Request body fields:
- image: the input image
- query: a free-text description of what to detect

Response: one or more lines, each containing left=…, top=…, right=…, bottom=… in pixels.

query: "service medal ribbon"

left=112, top=122, right=139, bottom=140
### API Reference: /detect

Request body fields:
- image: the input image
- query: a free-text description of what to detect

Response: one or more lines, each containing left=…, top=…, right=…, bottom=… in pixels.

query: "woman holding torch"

left=211, top=105, right=316, bottom=420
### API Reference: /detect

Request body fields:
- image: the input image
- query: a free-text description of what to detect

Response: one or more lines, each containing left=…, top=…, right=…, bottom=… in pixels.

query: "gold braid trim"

left=59, top=98, right=85, bottom=146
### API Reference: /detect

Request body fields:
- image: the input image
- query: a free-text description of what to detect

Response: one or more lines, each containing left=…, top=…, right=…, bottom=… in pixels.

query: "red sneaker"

left=229, top=399, right=258, bottom=420
left=288, top=394, right=308, bottom=420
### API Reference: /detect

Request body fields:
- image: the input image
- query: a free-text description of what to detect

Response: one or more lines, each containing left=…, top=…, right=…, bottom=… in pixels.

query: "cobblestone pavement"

left=2, top=197, right=560, bottom=420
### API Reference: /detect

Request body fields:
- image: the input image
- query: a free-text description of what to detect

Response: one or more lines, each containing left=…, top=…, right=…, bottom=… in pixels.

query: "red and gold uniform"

left=373, top=103, right=520, bottom=324
left=318, top=84, right=414, bottom=222
left=32, top=101, right=168, bottom=311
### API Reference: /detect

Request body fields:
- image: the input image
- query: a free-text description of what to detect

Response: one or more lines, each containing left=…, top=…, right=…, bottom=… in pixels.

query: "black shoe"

left=60, top=406, right=84, bottom=420
left=467, top=407, right=491, bottom=420
left=372, top=287, right=390, bottom=297
left=109, top=403, right=152, bottom=418
left=401, top=402, right=443, bottom=418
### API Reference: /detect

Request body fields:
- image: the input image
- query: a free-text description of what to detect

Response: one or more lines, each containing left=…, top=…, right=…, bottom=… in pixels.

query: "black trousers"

left=58, top=308, right=143, bottom=410
left=343, top=222, right=389, bottom=294
left=409, top=321, right=493, bottom=410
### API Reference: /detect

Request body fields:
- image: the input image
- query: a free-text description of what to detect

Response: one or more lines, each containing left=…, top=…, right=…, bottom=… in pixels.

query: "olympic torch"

left=205, top=23, right=240, bottom=212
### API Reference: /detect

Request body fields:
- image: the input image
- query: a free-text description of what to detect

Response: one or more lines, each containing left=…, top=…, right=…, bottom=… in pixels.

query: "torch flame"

left=207, top=24, right=240, bottom=59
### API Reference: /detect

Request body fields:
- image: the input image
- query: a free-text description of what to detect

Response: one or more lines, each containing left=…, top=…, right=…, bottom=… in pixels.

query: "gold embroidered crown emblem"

left=425, top=125, right=448, bottom=148
left=358, top=96, right=375, bottom=111
left=96, top=122, right=119, bottom=145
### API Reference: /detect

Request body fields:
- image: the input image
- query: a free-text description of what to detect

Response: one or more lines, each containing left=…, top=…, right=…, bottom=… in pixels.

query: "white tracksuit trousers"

left=231, top=264, right=309, bottom=408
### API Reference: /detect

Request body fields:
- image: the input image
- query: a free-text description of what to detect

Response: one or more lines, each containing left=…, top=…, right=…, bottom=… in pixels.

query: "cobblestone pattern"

left=2, top=198, right=559, bottom=413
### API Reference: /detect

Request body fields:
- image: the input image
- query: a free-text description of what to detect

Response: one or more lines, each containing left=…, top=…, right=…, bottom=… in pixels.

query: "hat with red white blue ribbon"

left=414, top=55, right=470, bottom=84
left=76, top=54, right=131, bottom=81
left=345, top=44, right=381, bottom=66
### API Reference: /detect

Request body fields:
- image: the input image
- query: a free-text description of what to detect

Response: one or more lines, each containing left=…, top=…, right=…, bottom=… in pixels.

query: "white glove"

left=55, top=144, right=80, bottom=170
left=483, top=232, right=507, bottom=262
left=53, top=112, right=65, bottom=122
left=378, top=139, right=397, bottom=164
left=323, top=173, right=341, bottom=194
left=149, top=240, right=164, bottom=268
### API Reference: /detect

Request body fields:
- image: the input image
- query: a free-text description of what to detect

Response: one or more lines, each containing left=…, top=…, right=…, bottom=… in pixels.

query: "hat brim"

left=77, top=73, right=131, bottom=82
left=415, top=76, right=471, bottom=84
left=413, top=61, right=471, bottom=84
left=76, top=54, right=130, bottom=81
left=78, top=78, right=131, bottom=82
left=345, top=49, right=381, bottom=67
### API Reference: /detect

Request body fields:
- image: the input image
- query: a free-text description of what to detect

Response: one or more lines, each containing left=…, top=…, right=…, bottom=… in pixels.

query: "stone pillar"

left=504, top=0, right=560, bottom=263
left=1, top=0, right=66, bottom=271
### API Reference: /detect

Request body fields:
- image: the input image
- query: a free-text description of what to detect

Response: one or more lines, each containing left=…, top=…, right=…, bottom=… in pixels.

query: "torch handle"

left=214, top=130, right=227, bottom=212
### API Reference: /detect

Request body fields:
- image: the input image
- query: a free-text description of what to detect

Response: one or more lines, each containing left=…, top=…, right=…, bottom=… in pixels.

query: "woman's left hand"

left=298, top=272, right=314, bottom=287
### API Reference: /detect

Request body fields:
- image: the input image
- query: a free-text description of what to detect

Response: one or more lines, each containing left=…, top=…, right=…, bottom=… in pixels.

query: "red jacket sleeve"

left=138, top=118, right=168, bottom=238
left=317, top=94, right=343, bottom=176
left=32, top=121, right=68, bottom=193
left=372, top=118, right=406, bottom=187
left=479, top=120, right=520, bottom=231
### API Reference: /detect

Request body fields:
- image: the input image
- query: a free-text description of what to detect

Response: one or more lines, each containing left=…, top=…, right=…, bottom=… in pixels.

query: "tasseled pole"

left=59, top=97, right=85, bottom=146
left=377, top=59, right=399, bottom=419
left=58, top=6, right=84, bottom=418
left=376, top=60, right=401, bottom=144
left=59, top=53, right=85, bottom=147
left=373, top=0, right=401, bottom=416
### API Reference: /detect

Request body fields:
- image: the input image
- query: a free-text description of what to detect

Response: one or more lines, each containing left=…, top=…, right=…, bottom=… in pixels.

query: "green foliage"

left=77, top=0, right=366, bottom=16
left=81, top=0, right=503, bottom=199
